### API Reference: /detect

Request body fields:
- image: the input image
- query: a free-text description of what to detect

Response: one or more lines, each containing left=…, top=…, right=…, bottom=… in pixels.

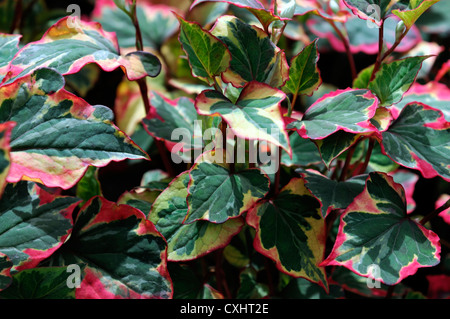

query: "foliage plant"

left=0, top=0, right=449, bottom=299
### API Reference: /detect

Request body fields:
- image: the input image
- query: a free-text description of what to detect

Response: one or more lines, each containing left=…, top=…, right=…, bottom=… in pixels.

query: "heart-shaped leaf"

left=297, top=169, right=367, bottom=218
left=177, top=14, right=231, bottom=86
left=369, top=56, right=429, bottom=107
left=186, top=161, right=270, bottom=224
left=288, top=88, right=378, bottom=140
left=381, top=103, right=450, bottom=181
left=196, top=81, right=290, bottom=154
left=149, top=171, right=244, bottom=261
left=0, top=182, right=79, bottom=273
left=50, top=196, right=173, bottom=299
left=210, top=15, right=289, bottom=88
left=246, top=177, right=328, bottom=291
left=321, top=172, right=441, bottom=285
left=0, top=68, right=149, bottom=189
left=2, top=17, right=161, bottom=85
left=314, top=131, right=361, bottom=168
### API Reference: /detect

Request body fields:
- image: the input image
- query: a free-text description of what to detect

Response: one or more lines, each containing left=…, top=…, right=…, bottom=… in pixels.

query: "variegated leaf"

left=288, top=88, right=378, bottom=140
left=381, top=103, right=450, bottom=181
left=0, top=68, right=148, bottom=189
left=210, top=15, right=289, bottom=88
left=186, top=161, right=270, bottom=224
left=196, top=81, right=290, bottom=154
left=321, top=172, right=441, bottom=285
left=2, top=17, right=161, bottom=85
left=149, top=172, right=244, bottom=261
left=50, top=196, right=173, bottom=299
left=247, top=177, right=328, bottom=291
left=0, top=182, right=79, bottom=273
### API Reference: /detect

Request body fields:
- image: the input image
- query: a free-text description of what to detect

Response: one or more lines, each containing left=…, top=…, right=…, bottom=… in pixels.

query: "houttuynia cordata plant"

left=0, top=0, right=449, bottom=300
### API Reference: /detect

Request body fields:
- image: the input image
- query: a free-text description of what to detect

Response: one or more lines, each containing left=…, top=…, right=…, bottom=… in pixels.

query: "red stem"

left=329, top=21, right=357, bottom=80
left=420, top=199, right=450, bottom=225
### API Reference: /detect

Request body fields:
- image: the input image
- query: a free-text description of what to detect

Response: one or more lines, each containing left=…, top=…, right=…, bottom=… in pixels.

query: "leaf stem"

left=357, top=138, right=375, bottom=175
left=420, top=199, right=450, bottom=225
left=370, top=20, right=385, bottom=82
left=273, top=148, right=282, bottom=195
left=329, top=21, right=357, bottom=80
left=288, top=93, right=298, bottom=117
left=130, top=0, right=175, bottom=177
left=338, top=142, right=358, bottom=181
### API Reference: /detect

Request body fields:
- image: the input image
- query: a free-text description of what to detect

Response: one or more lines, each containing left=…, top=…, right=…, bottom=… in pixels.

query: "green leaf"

left=283, top=39, right=322, bottom=97
left=0, top=265, right=84, bottom=299
left=281, top=277, right=345, bottom=299
left=236, top=267, right=269, bottom=299
left=176, top=14, right=231, bottom=86
left=247, top=177, right=328, bottom=291
left=281, top=133, right=323, bottom=168
left=196, top=81, right=290, bottom=154
left=50, top=196, right=172, bottom=299
left=76, top=166, right=102, bottom=205
left=314, top=131, right=361, bottom=168
left=168, top=263, right=223, bottom=299
left=117, top=188, right=161, bottom=216
left=186, top=161, right=270, bottom=223
left=321, top=172, right=441, bottom=285
left=149, top=171, right=244, bottom=260
left=2, top=17, right=161, bottom=85
left=353, top=65, right=375, bottom=89
left=211, top=16, right=289, bottom=88
left=0, top=34, right=20, bottom=83
left=93, top=2, right=179, bottom=50
left=381, top=103, right=450, bottom=181
left=0, top=252, right=12, bottom=291
left=392, top=0, right=440, bottom=29
left=288, top=88, right=378, bottom=140
left=0, top=68, right=148, bottom=189
left=0, top=182, right=79, bottom=273
left=368, top=56, right=429, bottom=107
left=297, top=169, right=367, bottom=218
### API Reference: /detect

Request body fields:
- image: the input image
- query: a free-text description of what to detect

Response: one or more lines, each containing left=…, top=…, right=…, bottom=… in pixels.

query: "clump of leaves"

left=0, top=0, right=449, bottom=299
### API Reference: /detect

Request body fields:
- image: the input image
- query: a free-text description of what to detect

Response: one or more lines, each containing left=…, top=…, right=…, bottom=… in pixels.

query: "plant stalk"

left=357, top=138, right=375, bottom=175
left=338, top=143, right=358, bottom=181
left=420, top=199, right=450, bottom=225
left=329, top=21, right=357, bottom=80
left=130, top=0, right=175, bottom=177
left=370, top=20, right=385, bottom=82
